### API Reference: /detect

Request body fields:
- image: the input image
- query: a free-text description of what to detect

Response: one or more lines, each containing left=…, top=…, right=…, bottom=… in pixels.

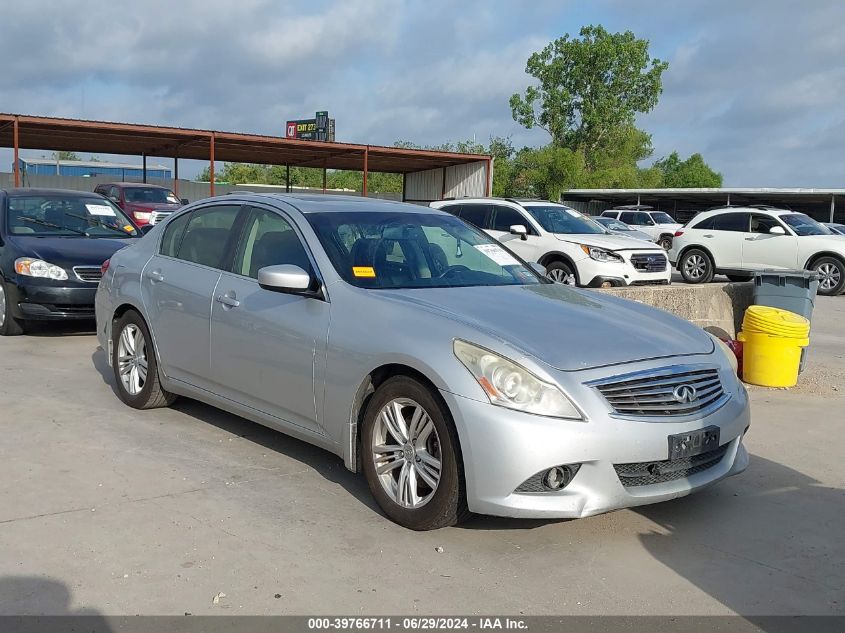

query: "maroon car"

left=94, top=183, right=187, bottom=227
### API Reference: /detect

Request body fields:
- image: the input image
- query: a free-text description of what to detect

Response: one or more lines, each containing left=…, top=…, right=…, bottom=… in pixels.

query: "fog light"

left=515, top=464, right=581, bottom=493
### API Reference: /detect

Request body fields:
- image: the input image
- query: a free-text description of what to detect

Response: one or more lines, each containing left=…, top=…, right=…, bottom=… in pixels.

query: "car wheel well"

left=805, top=252, right=845, bottom=270
left=350, top=364, right=457, bottom=474
left=678, top=244, right=715, bottom=265
left=112, top=303, right=140, bottom=322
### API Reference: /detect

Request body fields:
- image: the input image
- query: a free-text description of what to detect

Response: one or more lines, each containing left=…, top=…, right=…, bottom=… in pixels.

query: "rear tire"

left=658, top=235, right=673, bottom=250
left=112, top=310, right=177, bottom=409
left=545, top=261, right=577, bottom=286
left=679, top=248, right=714, bottom=284
left=361, top=375, right=469, bottom=530
left=0, top=278, right=26, bottom=336
left=812, top=256, right=845, bottom=296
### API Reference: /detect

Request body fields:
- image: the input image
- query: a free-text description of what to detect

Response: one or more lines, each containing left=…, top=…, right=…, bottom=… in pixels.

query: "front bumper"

left=576, top=253, right=672, bottom=288
left=5, top=280, right=97, bottom=320
left=441, top=363, right=750, bottom=519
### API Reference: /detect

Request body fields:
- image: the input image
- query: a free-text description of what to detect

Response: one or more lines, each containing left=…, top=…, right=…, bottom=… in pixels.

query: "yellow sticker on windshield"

left=123, top=225, right=134, bottom=233
left=352, top=266, right=376, bottom=278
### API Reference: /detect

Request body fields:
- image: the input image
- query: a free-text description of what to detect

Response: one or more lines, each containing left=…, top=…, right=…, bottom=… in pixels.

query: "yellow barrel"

left=738, top=305, right=810, bottom=388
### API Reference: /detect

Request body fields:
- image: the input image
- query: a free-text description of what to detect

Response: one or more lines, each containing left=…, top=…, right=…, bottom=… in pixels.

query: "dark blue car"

left=0, top=188, right=141, bottom=335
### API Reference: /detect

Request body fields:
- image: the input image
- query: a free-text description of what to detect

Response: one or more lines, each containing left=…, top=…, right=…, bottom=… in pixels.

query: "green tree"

left=510, top=25, right=668, bottom=167
left=50, top=151, right=80, bottom=161
left=653, top=152, right=722, bottom=188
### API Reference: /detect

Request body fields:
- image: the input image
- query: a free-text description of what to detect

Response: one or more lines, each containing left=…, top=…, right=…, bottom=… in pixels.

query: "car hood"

left=613, top=229, right=653, bottom=241
left=8, top=235, right=135, bottom=268
left=553, top=232, right=661, bottom=251
left=377, top=283, right=714, bottom=371
left=126, top=202, right=181, bottom=211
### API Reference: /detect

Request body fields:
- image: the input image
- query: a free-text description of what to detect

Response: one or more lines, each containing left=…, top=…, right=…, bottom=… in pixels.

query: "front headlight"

left=453, top=340, right=582, bottom=419
left=579, top=244, right=623, bottom=263
left=707, top=332, right=739, bottom=374
left=15, top=258, right=68, bottom=281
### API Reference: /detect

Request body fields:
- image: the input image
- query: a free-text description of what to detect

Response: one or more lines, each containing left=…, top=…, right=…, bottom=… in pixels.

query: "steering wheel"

left=437, top=264, right=471, bottom=279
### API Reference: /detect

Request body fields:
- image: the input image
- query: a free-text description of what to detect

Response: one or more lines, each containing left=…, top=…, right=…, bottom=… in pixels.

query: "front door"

left=141, top=204, right=242, bottom=386
left=486, top=205, right=544, bottom=261
left=741, top=214, right=799, bottom=270
left=209, top=206, right=330, bottom=436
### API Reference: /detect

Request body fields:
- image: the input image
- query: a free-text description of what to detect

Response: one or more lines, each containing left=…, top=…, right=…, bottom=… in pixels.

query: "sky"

left=2, top=0, right=844, bottom=186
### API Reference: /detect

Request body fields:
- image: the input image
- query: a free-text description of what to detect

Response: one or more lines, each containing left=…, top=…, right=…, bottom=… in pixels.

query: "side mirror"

left=769, top=225, right=786, bottom=235
left=528, top=262, right=546, bottom=276
left=257, top=264, right=319, bottom=297
left=180, top=198, right=189, bottom=205
left=509, top=224, right=528, bottom=240
left=140, top=225, right=155, bottom=235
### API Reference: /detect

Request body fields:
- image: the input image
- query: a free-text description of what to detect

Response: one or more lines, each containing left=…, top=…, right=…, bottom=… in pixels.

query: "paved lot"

left=0, top=293, right=843, bottom=617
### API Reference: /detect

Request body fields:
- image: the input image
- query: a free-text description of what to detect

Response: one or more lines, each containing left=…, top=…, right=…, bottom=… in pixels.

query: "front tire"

left=679, top=248, right=715, bottom=284
left=0, top=278, right=26, bottom=336
left=545, top=261, right=577, bottom=286
left=658, top=235, right=673, bottom=250
left=812, top=256, right=845, bottom=296
left=112, top=310, right=177, bottom=409
left=361, top=376, right=468, bottom=530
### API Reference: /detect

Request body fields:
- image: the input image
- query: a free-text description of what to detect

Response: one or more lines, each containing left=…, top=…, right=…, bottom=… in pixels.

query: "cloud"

left=2, top=0, right=844, bottom=185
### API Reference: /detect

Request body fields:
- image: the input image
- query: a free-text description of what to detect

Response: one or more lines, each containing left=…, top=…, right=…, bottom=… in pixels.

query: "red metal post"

left=209, top=134, right=215, bottom=197
left=362, top=147, right=369, bottom=197
left=486, top=158, right=492, bottom=196
left=13, top=117, right=20, bottom=187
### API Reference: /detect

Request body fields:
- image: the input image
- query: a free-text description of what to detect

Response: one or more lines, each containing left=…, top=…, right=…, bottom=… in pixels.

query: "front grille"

left=44, top=304, right=95, bottom=314
left=614, top=444, right=729, bottom=487
left=150, top=211, right=173, bottom=225
left=73, top=266, right=103, bottom=283
left=630, top=253, right=667, bottom=272
left=590, top=365, right=726, bottom=417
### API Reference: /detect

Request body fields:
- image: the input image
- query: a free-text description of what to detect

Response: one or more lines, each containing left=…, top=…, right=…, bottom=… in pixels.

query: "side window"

left=159, top=212, right=191, bottom=257
left=750, top=214, right=782, bottom=234
left=490, top=206, right=529, bottom=232
left=107, top=186, right=119, bottom=201
left=458, top=204, right=492, bottom=229
left=691, top=216, right=714, bottom=230
left=712, top=213, right=750, bottom=232
left=601, top=211, right=617, bottom=219
left=438, top=204, right=462, bottom=217
left=176, top=205, right=241, bottom=269
left=619, top=212, right=637, bottom=224
left=231, top=208, right=311, bottom=279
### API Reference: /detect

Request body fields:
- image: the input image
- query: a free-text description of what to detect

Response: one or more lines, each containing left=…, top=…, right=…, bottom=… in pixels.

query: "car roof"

left=216, top=192, right=450, bottom=216
left=2, top=188, right=107, bottom=198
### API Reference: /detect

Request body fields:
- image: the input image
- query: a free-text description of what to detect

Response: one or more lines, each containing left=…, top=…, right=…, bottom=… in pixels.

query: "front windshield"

left=523, top=206, right=604, bottom=234
left=124, top=187, right=180, bottom=204
left=780, top=213, right=831, bottom=236
left=597, top=218, right=632, bottom=231
left=7, top=195, right=139, bottom=238
left=650, top=212, right=676, bottom=224
left=307, top=211, right=545, bottom=289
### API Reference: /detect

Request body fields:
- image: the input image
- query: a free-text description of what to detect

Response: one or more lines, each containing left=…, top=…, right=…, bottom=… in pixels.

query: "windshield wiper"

left=65, top=211, right=133, bottom=236
left=16, top=216, right=88, bottom=236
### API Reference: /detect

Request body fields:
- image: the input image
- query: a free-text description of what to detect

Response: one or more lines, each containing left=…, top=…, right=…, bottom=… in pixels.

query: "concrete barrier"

left=595, top=282, right=753, bottom=338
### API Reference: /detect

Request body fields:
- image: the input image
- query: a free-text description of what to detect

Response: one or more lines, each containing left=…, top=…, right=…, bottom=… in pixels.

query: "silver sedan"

left=95, top=194, right=750, bottom=530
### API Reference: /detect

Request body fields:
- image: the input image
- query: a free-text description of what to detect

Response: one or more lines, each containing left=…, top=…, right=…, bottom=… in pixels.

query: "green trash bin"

left=751, top=269, right=820, bottom=372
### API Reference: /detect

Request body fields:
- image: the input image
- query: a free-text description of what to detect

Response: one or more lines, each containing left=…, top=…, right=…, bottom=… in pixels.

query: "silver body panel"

left=96, top=193, right=750, bottom=519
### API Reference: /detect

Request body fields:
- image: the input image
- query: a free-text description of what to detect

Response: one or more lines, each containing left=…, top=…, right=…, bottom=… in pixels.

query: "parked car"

left=94, top=182, right=186, bottom=227
left=600, top=206, right=682, bottom=249
left=429, top=198, right=671, bottom=287
left=823, top=222, right=845, bottom=235
left=670, top=205, right=845, bottom=295
left=0, top=188, right=140, bottom=335
left=96, top=193, right=749, bottom=530
left=593, top=216, right=655, bottom=242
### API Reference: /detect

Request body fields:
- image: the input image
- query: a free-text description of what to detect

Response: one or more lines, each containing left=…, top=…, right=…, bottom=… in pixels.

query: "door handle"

left=215, top=294, right=240, bottom=308
left=147, top=270, right=165, bottom=282
left=744, top=237, right=757, bottom=241
left=703, top=234, right=714, bottom=238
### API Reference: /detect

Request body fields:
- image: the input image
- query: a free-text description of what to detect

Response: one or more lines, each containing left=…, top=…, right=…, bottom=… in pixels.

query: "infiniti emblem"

left=672, top=384, right=698, bottom=404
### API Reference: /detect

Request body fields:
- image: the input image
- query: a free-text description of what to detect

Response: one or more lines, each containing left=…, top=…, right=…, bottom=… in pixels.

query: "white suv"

left=430, top=198, right=671, bottom=287
left=600, top=206, right=682, bottom=249
left=669, top=205, right=845, bottom=295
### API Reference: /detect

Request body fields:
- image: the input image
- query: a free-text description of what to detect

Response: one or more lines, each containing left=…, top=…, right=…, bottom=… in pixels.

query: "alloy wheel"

left=117, top=323, right=148, bottom=396
left=684, top=254, right=707, bottom=280
left=0, top=284, right=6, bottom=327
left=547, top=268, right=576, bottom=285
left=372, top=398, right=442, bottom=509
left=817, top=262, right=841, bottom=292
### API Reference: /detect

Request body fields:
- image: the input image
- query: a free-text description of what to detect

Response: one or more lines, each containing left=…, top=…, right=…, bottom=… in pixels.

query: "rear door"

left=208, top=204, right=330, bottom=436
left=142, top=203, right=244, bottom=386
left=455, top=203, right=492, bottom=232
left=741, top=213, right=799, bottom=270
left=704, top=212, right=751, bottom=269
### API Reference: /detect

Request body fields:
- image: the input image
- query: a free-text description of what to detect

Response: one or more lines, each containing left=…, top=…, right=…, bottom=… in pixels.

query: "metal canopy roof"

left=564, top=187, right=843, bottom=205
left=0, top=113, right=489, bottom=174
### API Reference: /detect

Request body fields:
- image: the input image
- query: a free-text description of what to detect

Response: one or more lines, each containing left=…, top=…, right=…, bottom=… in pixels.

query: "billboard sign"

left=286, top=111, right=335, bottom=142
